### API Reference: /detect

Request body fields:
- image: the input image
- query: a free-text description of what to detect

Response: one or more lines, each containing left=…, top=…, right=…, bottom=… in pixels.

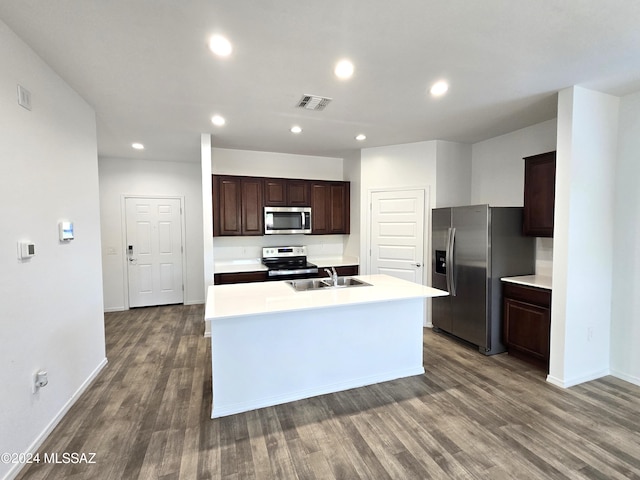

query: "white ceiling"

left=2, top=1, right=640, bottom=162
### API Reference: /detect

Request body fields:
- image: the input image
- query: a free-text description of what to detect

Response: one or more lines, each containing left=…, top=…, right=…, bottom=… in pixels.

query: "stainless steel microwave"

left=264, top=206, right=312, bottom=234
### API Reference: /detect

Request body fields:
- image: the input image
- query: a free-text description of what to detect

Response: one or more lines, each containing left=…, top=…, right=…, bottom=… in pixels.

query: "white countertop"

left=214, top=259, right=267, bottom=274
left=205, top=274, right=448, bottom=320
left=214, top=255, right=359, bottom=274
left=501, top=275, right=552, bottom=290
left=308, top=255, right=359, bottom=268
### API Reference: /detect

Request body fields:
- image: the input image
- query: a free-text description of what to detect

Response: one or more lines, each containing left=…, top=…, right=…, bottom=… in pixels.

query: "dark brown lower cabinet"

left=502, top=282, right=551, bottom=371
left=214, top=265, right=359, bottom=285
left=214, top=271, right=268, bottom=285
left=315, top=265, right=359, bottom=278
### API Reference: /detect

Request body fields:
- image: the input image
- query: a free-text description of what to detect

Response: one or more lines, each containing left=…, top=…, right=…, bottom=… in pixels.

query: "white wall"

left=471, top=119, right=557, bottom=275
left=360, top=141, right=438, bottom=276
left=98, top=157, right=205, bottom=311
left=0, top=20, right=106, bottom=480
left=201, top=134, right=214, bottom=291
left=549, top=86, right=618, bottom=388
left=435, top=140, right=472, bottom=208
left=210, top=148, right=348, bottom=264
left=213, top=147, right=343, bottom=180
left=471, top=118, right=557, bottom=206
left=610, top=91, right=640, bottom=386
left=343, top=149, right=362, bottom=259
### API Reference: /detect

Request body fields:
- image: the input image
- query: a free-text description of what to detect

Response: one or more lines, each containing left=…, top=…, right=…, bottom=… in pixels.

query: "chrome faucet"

left=324, top=267, right=338, bottom=286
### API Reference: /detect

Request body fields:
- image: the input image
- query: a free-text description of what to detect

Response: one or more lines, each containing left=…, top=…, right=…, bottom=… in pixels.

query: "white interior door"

left=370, top=189, right=425, bottom=283
left=126, top=197, right=184, bottom=308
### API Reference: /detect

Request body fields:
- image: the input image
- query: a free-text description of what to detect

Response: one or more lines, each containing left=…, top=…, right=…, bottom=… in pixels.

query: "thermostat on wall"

left=59, top=221, right=74, bottom=241
left=18, top=242, right=35, bottom=259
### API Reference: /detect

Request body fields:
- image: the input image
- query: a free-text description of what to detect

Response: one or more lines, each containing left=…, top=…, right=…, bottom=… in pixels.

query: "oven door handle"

left=268, top=268, right=318, bottom=277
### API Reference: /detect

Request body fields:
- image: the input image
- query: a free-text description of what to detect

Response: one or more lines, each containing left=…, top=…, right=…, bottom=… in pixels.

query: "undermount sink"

left=330, top=277, right=371, bottom=287
left=285, top=277, right=371, bottom=292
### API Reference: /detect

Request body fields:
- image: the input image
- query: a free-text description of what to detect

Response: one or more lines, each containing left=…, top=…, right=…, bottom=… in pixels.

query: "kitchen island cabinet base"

left=210, top=298, right=425, bottom=418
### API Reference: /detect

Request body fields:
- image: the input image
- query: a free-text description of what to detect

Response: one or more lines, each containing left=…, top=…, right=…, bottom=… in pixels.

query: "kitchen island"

left=205, top=274, right=448, bottom=418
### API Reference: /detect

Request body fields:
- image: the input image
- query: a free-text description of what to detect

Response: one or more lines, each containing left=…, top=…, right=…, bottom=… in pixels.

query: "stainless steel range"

left=261, top=246, right=318, bottom=280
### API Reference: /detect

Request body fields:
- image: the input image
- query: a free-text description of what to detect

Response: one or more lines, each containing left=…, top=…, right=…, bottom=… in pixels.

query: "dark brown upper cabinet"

left=213, top=175, right=349, bottom=236
left=213, top=175, right=263, bottom=236
left=310, top=181, right=350, bottom=234
left=264, top=178, right=310, bottom=206
left=523, top=151, right=556, bottom=237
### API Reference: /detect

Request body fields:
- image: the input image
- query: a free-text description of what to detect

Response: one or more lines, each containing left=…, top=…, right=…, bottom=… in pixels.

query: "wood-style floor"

left=17, top=304, right=640, bottom=480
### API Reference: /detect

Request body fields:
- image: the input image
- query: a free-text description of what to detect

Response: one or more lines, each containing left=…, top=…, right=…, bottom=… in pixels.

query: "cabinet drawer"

left=503, top=282, right=551, bottom=307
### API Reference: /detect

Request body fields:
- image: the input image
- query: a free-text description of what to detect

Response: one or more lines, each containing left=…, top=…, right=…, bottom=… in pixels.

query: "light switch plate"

left=17, top=85, right=32, bottom=111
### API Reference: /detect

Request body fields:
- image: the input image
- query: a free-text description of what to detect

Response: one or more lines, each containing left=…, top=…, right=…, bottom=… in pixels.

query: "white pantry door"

left=125, top=197, right=184, bottom=308
left=370, top=189, right=425, bottom=283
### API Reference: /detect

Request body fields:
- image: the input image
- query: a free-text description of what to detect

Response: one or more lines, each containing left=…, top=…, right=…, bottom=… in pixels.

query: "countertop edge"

left=501, top=275, right=552, bottom=290
left=205, top=274, right=448, bottom=320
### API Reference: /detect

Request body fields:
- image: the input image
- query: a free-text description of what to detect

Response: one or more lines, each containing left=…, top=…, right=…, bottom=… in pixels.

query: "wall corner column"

left=548, top=86, right=618, bottom=388
left=201, top=134, right=214, bottom=298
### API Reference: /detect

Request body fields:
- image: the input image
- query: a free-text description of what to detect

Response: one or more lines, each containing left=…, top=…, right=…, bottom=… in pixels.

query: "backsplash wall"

left=535, top=237, right=554, bottom=277
left=213, top=235, right=349, bottom=262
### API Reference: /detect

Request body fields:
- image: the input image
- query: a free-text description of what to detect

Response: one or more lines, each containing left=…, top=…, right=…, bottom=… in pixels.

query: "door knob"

left=413, top=263, right=422, bottom=267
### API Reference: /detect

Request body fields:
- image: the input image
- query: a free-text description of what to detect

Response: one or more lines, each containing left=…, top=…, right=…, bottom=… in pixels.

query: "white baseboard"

left=610, top=369, right=640, bottom=387
left=4, top=358, right=108, bottom=480
left=105, top=301, right=203, bottom=313
left=184, top=300, right=205, bottom=306
left=546, top=367, right=610, bottom=388
left=104, top=306, right=125, bottom=313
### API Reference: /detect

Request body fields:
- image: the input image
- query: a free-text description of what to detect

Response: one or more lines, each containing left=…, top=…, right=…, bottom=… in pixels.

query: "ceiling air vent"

left=296, top=94, right=332, bottom=111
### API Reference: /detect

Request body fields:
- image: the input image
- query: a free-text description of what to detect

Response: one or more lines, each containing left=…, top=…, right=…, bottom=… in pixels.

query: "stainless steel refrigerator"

left=431, top=205, right=535, bottom=355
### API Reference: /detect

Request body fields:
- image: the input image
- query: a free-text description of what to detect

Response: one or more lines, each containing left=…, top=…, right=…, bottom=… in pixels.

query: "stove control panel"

left=262, top=246, right=307, bottom=258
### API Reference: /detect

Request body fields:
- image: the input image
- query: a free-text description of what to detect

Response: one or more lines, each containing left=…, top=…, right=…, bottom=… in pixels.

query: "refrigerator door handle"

left=445, top=228, right=452, bottom=293
left=448, top=227, right=457, bottom=296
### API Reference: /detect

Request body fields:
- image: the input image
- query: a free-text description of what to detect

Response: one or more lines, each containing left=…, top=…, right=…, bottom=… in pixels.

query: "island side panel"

left=210, top=297, right=425, bottom=418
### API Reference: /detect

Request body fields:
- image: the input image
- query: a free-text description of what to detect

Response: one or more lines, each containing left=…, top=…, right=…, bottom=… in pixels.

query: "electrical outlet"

left=33, top=370, right=48, bottom=393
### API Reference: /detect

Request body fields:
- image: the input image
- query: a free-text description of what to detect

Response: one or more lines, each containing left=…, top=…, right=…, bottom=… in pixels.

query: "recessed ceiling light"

left=334, top=59, right=354, bottom=79
left=430, top=80, right=449, bottom=96
left=208, top=35, right=232, bottom=57
left=290, top=126, right=303, bottom=134
left=355, top=134, right=367, bottom=141
left=211, top=115, right=226, bottom=126
left=132, top=143, right=144, bottom=150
